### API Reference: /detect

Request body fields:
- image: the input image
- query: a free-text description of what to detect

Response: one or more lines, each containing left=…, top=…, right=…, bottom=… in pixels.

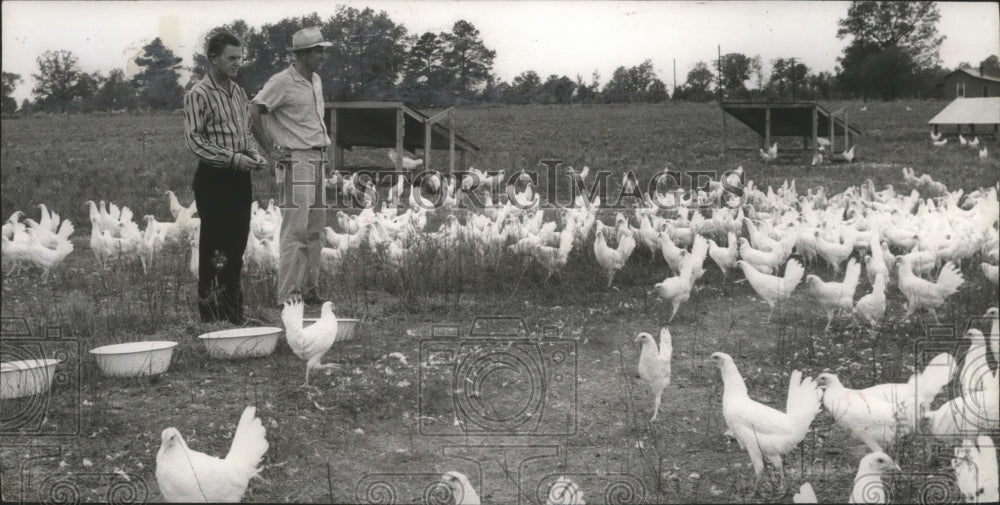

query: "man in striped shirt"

left=183, top=31, right=266, bottom=324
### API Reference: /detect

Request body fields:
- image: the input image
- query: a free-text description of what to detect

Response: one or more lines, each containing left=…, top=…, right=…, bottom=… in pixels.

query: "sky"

left=2, top=0, right=998, bottom=103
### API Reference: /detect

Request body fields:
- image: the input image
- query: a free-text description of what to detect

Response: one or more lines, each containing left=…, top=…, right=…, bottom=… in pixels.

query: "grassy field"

left=1, top=100, right=998, bottom=504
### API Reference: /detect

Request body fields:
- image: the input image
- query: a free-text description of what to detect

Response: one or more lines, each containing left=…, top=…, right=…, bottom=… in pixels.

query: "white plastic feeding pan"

left=302, top=317, right=360, bottom=342
left=89, top=341, right=177, bottom=377
left=198, top=327, right=281, bottom=359
left=1, top=358, right=61, bottom=399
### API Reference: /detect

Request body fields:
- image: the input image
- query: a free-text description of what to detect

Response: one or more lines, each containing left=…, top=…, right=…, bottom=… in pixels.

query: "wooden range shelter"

left=721, top=102, right=863, bottom=161
left=323, top=101, right=479, bottom=173
left=928, top=97, right=1000, bottom=138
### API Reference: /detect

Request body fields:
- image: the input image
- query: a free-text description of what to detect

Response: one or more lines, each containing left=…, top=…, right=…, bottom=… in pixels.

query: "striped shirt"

left=183, top=74, right=258, bottom=168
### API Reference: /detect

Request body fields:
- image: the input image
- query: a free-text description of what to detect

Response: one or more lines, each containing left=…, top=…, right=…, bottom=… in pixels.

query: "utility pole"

left=717, top=45, right=722, bottom=101
left=790, top=57, right=797, bottom=102
left=673, top=58, right=677, bottom=102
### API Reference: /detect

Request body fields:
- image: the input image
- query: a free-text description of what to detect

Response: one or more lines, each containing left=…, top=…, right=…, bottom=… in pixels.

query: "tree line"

left=3, top=2, right=997, bottom=115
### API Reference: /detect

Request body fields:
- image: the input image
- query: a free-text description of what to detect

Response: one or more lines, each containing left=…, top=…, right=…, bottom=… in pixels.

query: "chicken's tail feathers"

left=658, top=327, right=673, bottom=362
left=784, top=258, right=806, bottom=285
left=935, top=262, right=964, bottom=297
left=913, top=352, right=957, bottom=405
left=787, top=370, right=821, bottom=419
left=280, top=296, right=304, bottom=332
left=226, top=406, right=269, bottom=474
left=793, top=482, right=818, bottom=504
left=557, top=220, right=575, bottom=259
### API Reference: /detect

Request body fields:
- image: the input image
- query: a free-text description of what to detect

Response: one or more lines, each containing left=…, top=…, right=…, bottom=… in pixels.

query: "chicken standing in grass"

left=708, top=232, right=738, bottom=280
left=805, top=257, right=861, bottom=331
left=736, top=258, right=805, bottom=321
left=24, top=228, right=74, bottom=282
left=593, top=221, right=636, bottom=287
left=281, top=294, right=339, bottom=388
left=709, top=353, right=820, bottom=494
left=896, top=256, right=964, bottom=322
left=441, top=471, right=481, bottom=505
left=953, top=435, right=1000, bottom=504
left=794, top=452, right=900, bottom=504
left=853, top=273, right=887, bottom=328
left=849, top=452, right=900, bottom=504
left=635, top=328, right=672, bottom=421
left=156, top=406, right=268, bottom=503
left=652, top=252, right=694, bottom=322
left=816, top=373, right=899, bottom=452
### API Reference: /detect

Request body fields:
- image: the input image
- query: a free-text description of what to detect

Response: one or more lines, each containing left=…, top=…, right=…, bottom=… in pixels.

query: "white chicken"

left=165, top=190, right=197, bottom=220
left=387, top=149, right=423, bottom=170
left=981, top=262, right=999, bottom=287
left=155, top=406, right=268, bottom=503
left=805, top=257, right=861, bottom=331
left=710, top=353, right=820, bottom=494
left=652, top=252, right=693, bottom=322
left=953, top=435, right=999, bottom=504
left=593, top=221, right=636, bottom=288
left=546, top=475, right=585, bottom=505
left=760, top=143, right=778, bottom=162
left=849, top=452, right=900, bottom=504
left=933, top=138, right=948, bottom=147
left=441, top=471, right=481, bottom=505
left=795, top=453, right=901, bottom=504
left=736, top=258, right=805, bottom=321
left=635, top=327, right=672, bottom=422
left=707, top=232, right=738, bottom=281
left=793, top=483, right=818, bottom=503
left=853, top=273, right=887, bottom=328
left=281, top=295, right=339, bottom=388
left=842, top=145, right=856, bottom=163
left=24, top=228, right=74, bottom=282
left=896, top=257, right=964, bottom=322
left=816, top=373, right=901, bottom=452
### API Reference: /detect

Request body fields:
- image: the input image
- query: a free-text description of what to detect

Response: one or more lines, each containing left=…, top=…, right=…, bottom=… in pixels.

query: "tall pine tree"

left=133, top=38, right=184, bottom=109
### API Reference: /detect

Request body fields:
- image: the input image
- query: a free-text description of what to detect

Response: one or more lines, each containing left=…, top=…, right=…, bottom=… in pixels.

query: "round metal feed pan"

left=198, top=327, right=281, bottom=359
left=1, top=358, right=61, bottom=399
left=89, top=341, right=178, bottom=378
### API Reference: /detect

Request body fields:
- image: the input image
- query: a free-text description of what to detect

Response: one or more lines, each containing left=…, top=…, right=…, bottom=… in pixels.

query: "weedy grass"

left=1, top=100, right=998, bottom=503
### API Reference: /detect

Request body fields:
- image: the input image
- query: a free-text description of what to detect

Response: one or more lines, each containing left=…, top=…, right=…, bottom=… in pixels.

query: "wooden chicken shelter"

left=721, top=102, right=863, bottom=161
left=323, top=101, right=479, bottom=173
left=927, top=97, right=1000, bottom=137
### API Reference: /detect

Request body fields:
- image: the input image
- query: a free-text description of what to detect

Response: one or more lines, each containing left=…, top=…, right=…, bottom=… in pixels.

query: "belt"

left=280, top=146, right=328, bottom=152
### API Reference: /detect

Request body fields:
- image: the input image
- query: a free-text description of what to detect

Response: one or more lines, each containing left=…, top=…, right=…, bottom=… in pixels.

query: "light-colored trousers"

left=275, top=150, right=326, bottom=304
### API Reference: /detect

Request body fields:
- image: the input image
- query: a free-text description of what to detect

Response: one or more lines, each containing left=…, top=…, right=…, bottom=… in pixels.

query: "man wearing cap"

left=250, top=26, right=332, bottom=307
left=184, top=31, right=267, bottom=324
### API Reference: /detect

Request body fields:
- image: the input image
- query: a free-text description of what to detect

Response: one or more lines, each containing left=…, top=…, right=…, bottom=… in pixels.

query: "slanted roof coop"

left=322, top=101, right=480, bottom=173
left=721, top=102, right=863, bottom=162
left=928, top=97, right=1000, bottom=137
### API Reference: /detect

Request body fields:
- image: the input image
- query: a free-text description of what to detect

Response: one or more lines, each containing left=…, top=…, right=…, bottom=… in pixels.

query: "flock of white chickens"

left=3, top=157, right=1000, bottom=503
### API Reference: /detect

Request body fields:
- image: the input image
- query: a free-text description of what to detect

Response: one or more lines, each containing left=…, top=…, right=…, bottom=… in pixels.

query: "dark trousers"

left=192, top=161, right=252, bottom=324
